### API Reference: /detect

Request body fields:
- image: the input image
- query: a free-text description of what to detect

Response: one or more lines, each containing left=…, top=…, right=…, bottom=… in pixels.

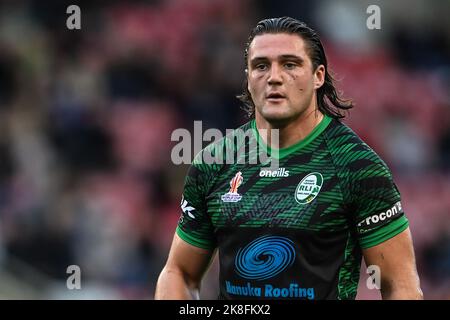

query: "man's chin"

left=260, top=112, right=293, bottom=127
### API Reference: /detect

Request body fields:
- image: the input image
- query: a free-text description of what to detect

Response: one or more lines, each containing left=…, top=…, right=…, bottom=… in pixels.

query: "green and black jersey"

left=177, top=115, right=408, bottom=300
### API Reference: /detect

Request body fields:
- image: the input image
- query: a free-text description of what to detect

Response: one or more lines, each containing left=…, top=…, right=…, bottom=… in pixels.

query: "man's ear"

left=314, top=65, right=325, bottom=89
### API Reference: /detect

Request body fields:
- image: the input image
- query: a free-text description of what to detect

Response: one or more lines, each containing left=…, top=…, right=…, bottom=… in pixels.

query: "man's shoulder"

left=324, top=118, right=389, bottom=170
left=192, top=120, right=254, bottom=168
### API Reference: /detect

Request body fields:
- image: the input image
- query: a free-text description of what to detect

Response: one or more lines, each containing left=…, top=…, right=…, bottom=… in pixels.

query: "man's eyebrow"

left=279, top=54, right=304, bottom=62
left=249, top=55, right=304, bottom=64
left=249, top=56, right=269, bottom=64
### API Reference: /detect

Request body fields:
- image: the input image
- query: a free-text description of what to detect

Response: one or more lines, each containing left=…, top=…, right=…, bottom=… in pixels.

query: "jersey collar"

left=251, top=114, right=332, bottom=159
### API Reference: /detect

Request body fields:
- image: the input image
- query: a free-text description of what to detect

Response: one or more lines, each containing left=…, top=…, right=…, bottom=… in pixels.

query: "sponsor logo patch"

left=226, top=235, right=314, bottom=299
left=180, top=195, right=195, bottom=219
left=259, top=167, right=289, bottom=177
left=235, top=235, right=296, bottom=280
left=295, top=172, right=323, bottom=204
left=221, top=171, right=244, bottom=203
left=357, top=201, right=403, bottom=233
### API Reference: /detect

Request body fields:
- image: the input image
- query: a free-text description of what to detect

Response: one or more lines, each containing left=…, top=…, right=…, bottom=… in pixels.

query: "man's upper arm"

left=164, top=232, right=216, bottom=285
left=362, top=227, right=423, bottom=299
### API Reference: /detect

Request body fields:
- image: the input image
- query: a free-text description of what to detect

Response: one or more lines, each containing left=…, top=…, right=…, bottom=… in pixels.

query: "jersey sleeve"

left=176, top=154, right=217, bottom=250
left=347, top=146, right=409, bottom=249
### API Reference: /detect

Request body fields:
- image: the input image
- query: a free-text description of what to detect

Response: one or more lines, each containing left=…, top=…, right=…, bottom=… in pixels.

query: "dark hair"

left=237, top=16, right=353, bottom=119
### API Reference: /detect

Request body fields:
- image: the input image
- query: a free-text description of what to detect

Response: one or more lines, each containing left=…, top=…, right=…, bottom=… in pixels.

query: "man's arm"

left=362, top=227, right=423, bottom=300
left=155, top=232, right=216, bottom=300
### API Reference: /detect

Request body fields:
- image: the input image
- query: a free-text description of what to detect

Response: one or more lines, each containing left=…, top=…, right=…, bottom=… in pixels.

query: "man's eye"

left=284, top=62, right=297, bottom=69
left=255, top=64, right=268, bottom=71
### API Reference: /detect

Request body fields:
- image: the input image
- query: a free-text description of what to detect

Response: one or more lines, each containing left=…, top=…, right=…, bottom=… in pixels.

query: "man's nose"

left=267, top=64, right=283, bottom=85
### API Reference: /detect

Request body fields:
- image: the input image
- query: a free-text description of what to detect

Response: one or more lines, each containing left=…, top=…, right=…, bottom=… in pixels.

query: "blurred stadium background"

left=0, top=0, right=449, bottom=299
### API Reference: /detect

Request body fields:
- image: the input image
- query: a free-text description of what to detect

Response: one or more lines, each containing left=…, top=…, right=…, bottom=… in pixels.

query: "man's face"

left=247, top=33, right=324, bottom=125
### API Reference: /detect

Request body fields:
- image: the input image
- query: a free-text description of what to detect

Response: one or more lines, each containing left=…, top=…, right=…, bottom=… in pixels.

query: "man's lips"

left=266, top=93, right=286, bottom=101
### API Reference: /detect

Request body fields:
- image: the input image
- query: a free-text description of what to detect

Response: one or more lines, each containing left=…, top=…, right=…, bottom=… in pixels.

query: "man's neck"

left=255, top=109, right=324, bottom=149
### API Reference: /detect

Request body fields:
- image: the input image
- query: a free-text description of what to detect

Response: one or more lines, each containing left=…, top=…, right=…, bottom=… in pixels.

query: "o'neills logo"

left=221, top=172, right=243, bottom=203
left=259, top=167, right=289, bottom=178
left=295, top=172, right=323, bottom=205
left=357, top=201, right=403, bottom=233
